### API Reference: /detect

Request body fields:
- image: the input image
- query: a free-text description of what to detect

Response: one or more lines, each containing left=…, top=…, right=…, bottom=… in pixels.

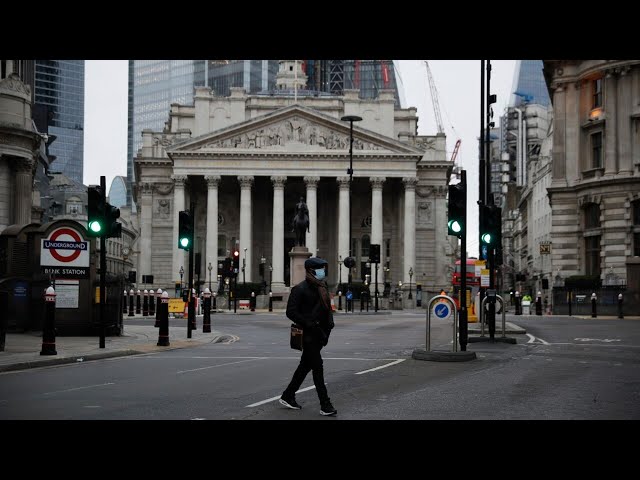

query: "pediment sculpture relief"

left=196, top=117, right=382, bottom=151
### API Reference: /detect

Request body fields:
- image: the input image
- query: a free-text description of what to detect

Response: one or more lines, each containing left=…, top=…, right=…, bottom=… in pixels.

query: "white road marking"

left=83, top=405, right=102, bottom=408
left=526, top=333, right=549, bottom=345
left=355, top=359, right=405, bottom=375
left=245, top=385, right=319, bottom=408
left=574, top=338, right=621, bottom=343
left=43, top=382, right=115, bottom=396
left=177, top=358, right=264, bottom=374
left=191, top=417, right=206, bottom=420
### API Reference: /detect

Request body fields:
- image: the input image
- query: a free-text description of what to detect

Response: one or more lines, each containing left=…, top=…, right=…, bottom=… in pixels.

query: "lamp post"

left=179, top=266, right=184, bottom=296
left=269, top=264, right=273, bottom=293
left=408, top=267, right=413, bottom=300
left=341, top=114, right=363, bottom=304
left=208, top=262, right=213, bottom=292
left=242, top=247, right=247, bottom=285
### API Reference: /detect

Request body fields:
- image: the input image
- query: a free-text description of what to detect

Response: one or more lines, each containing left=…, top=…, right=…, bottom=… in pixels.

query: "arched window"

left=361, top=234, right=370, bottom=258
left=66, top=196, right=83, bottom=216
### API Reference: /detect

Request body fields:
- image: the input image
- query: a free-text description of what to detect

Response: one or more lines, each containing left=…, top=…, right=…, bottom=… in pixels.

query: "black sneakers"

left=279, top=395, right=302, bottom=410
left=320, top=401, right=337, bottom=416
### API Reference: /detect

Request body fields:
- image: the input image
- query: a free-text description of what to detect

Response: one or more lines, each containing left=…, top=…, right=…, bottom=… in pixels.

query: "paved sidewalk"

left=0, top=322, right=230, bottom=373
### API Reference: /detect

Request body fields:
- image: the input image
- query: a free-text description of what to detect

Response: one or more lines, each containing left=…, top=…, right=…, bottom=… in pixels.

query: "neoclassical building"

left=134, top=61, right=453, bottom=300
left=543, top=60, right=640, bottom=288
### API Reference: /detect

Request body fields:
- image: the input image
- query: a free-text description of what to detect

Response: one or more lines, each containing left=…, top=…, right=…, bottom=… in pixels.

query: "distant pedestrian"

left=280, top=257, right=337, bottom=416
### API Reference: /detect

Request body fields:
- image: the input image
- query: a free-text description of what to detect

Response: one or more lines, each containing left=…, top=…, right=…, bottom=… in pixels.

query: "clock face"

left=123, top=247, right=130, bottom=256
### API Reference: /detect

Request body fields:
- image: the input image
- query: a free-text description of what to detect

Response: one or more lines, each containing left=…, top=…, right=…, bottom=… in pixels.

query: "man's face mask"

left=314, top=268, right=326, bottom=280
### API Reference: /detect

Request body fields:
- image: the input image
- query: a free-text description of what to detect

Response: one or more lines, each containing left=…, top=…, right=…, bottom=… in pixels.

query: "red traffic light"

left=233, top=250, right=239, bottom=257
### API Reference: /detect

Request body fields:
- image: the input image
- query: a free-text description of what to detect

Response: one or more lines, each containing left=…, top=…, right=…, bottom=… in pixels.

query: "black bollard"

left=0, top=290, right=8, bottom=352
left=157, top=291, right=170, bottom=346
left=190, top=288, right=197, bottom=330
left=536, top=292, right=542, bottom=316
left=154, top=288, right=162, bottom=327
left=136, top=290, right=141, bottom=315
left=128, top=289, right=135, bottom=316
left=149, top=288, right=156, bottom=316
left=515, top=292, right=521, bottom=315
left=123, top=290, right=127, bottom=313
left=40, top=287, right=57, bottom=355
left=203, top=289, right=211, bottom=333
left=251, top=291, right=255, bottom=312
left=591, top=293, right=597, bottom=318
left=212, top=292, right=217, bottom=314
left=142, top=290, right=149, bottom=316
left=618, top=294, right=623, bottom=319
left=360, top=292, right=364, bottom=312
left=269, top=291, right=273, bottom=312
left=338, top=291, right=342, bottom=311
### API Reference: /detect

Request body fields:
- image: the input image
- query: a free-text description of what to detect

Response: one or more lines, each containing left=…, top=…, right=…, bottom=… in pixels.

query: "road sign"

left=434, top=302, right=450, bottom=319
left=41, top=225, right=89, bottom=278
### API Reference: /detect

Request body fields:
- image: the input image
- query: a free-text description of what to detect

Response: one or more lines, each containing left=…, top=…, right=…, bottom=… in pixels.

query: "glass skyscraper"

left=34, top=60, right=85, bottom=184
left=108, top=175, right=127, bottom=208
left=509, top=60, right=551, bottom=107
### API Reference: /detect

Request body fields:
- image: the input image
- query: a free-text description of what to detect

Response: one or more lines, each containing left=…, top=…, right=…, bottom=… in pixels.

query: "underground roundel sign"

left=41, top=226, right=90, bottom=268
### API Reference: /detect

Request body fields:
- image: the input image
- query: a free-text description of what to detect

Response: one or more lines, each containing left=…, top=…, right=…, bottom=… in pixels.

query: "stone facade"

left=134, top=77, right=452, bottom=300
left=544, top=60, right=640, bottom=287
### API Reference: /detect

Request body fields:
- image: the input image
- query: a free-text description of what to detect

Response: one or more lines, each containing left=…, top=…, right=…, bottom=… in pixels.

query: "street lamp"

left=208, top=262, right=213, bottom=291
left=243, top=248, right=247, bottom=285
left=341, top=114, right=362, bottom=304
left=408, top=267, right=413, bottom=300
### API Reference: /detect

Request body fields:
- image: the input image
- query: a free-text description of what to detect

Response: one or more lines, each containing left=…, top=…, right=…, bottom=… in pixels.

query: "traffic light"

left=232, top=247, right=240, bottom=273
left=481, top=205, right=502, bottom=249
left=447, top=183, right=465, bottom=237
left=105, top=203, right=121, bottom=238
left=87, top=185, right=105, bottom=237
left=369, top=244, right=380, bottom=264
left=178, top=210, right=193, bottom=250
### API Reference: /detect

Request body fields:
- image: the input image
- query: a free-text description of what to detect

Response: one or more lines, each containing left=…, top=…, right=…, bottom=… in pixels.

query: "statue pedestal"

left=289, top=246, right=312, bottom=287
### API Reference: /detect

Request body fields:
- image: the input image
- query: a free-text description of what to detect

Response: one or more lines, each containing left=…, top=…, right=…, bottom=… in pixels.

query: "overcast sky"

left=83, top=60, right=517, bottom=254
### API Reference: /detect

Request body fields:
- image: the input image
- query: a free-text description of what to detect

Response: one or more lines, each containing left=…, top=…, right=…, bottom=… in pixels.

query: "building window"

left=585, top=235, right=601, bottom=276
left=217, top=234, right=227, bottom=257
left=591, top=132, right=603, bottom=169
left=633, top=200, right=640, bottom=226
left=635, top=233, right=640, bottom=257
left=592, top=78, right=602, bottom=109
left=361, top=234, right=370, bottom=257
left=584, top=203, right=600, bottom=229
left=634, top=200, right=640, bottom=256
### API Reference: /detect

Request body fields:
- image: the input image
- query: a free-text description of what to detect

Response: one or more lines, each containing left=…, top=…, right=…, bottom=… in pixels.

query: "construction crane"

left=450, top=139, right=461, bottom=164
left=424, top=61, right=444, bottom=135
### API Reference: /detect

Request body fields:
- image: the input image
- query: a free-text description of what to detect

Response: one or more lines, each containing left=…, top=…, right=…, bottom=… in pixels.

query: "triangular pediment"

left=167, top=105, right=424, bottom=156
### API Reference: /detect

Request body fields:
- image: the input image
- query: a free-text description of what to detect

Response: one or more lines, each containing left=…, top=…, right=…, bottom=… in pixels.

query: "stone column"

left=304, top=176, right=320, bottom=256
left=618, top=67, right=633, bottom=175
left=271, top=176, right=286, bottom=291
left=0, top=159, right=12, bottom=230
left=138, top=182, right=153, bottom=281
left=14, top=163, right=32, bottom=226
left=403, top=177, right=417, bottom=286
left=370, top=177, right=385, bottom=291
left=604, top=69, right=617, bottom=175
left=337, top=176, right=350, bottom=285
left=238, top=175, right=254, bottom=282
left=172, top=175, right=187, bottom=287
left=551, top=84, right=566, bottom=185
left=205, top=175, right=221, bottom=292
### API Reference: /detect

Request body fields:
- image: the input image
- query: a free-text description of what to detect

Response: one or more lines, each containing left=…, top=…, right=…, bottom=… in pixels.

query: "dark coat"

left=286, top=279, right=334, bottom=346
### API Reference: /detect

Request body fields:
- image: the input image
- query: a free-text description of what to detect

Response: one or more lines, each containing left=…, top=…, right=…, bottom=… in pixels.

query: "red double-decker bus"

left=451, top=258, right=482, bottom=317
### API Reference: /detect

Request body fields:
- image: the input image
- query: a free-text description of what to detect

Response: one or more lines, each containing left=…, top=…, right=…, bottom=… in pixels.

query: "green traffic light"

left=481, top=232, right=492, bottom=244
left=448, top=220, right=462, bottom=234
left=180, top=237, right=190, bottom=248
left=89, top=220, right=102, bottom=233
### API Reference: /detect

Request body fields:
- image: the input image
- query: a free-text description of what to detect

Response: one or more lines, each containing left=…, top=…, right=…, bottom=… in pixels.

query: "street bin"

left=522, top=300, right=531, bottom=315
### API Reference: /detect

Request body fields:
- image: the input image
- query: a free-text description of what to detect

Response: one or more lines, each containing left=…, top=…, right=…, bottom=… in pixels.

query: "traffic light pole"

left=187, top=202, right=194, bottom=339
left=485, top=61, right=496, bottom=340
left=458, top=170, right=468, bottom=351
left=99, top=176, right=106, bottom=349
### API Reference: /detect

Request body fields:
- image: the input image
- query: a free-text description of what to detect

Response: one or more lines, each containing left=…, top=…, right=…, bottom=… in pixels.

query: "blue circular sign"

left=434, top=303, right=450, bottom=319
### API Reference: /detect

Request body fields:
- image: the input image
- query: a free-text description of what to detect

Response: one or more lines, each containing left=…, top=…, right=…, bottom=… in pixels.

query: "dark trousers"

left=284, top=342, right=330, bottom=404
